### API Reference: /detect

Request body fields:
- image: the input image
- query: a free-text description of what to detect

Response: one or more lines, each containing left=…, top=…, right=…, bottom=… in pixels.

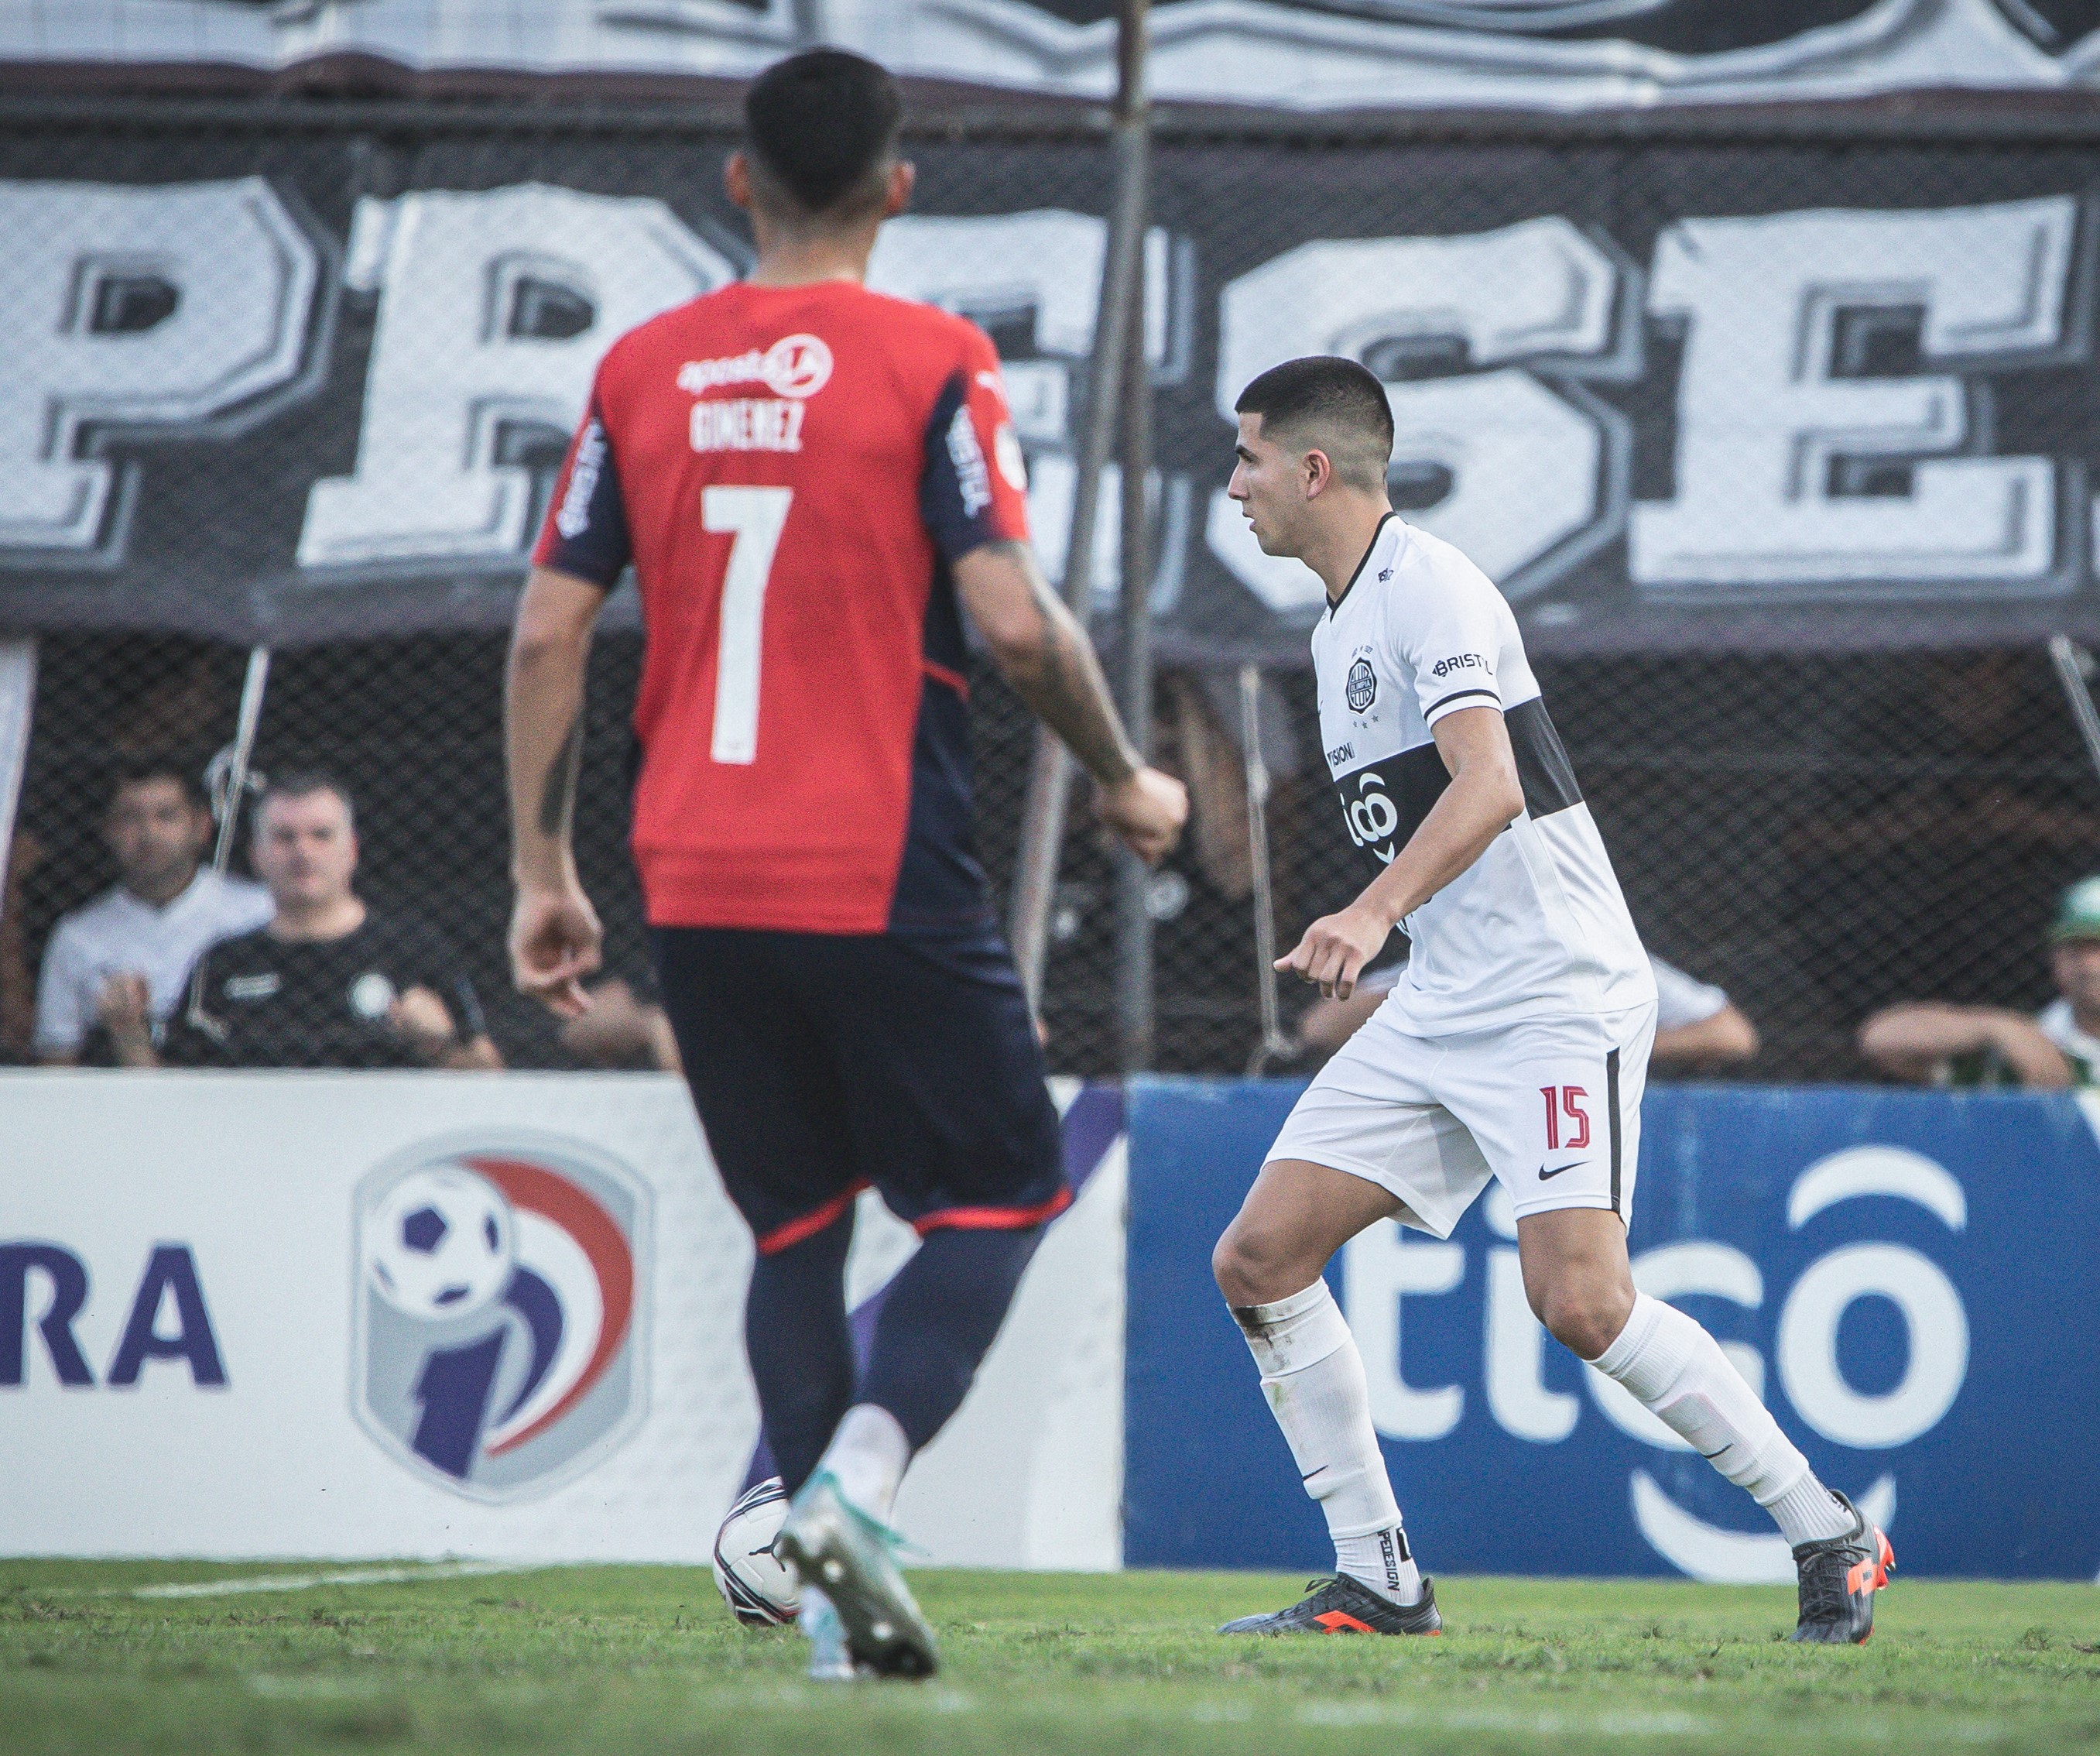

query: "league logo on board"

left=351, top=1136, right=649, bottom=1500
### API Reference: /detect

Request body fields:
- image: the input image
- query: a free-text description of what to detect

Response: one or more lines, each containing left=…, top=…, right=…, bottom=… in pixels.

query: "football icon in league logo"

left=353, top=1137, right=649, bottom=1498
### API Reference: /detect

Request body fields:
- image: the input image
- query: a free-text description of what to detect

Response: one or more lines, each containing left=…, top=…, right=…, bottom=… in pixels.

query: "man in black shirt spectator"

left=158, top=773, right=501, bottom=1071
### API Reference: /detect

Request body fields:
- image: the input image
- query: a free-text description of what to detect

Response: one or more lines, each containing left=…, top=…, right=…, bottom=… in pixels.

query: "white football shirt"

left=33, top=868, right=275, bottom=1053
left=1310, top=513, right=1653, bottom=1034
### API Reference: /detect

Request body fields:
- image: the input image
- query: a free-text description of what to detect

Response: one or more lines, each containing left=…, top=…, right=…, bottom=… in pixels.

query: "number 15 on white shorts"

left=1266, top=1002, right=1660, bottom=1239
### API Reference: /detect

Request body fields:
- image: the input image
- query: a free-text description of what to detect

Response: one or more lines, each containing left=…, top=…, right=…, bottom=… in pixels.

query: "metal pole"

left=187, top=646, right=271, bottom=1037
left=0, top=639, right=35, bottom=893
left=1007, top=0, right=1151, bottom=1013
left=209, top=646, right=272, bottom=873
left=1113, top=175, right=1156, bottom=1072
left=2048, top=634, right=2100, bottom=787
left=1241, top=664, right=1300, bottom=1077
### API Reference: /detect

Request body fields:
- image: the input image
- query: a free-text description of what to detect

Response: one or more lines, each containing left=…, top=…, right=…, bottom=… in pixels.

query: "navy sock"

left=858, top=1226, right=1043, bottom=1452
left=743, top=1206, right=855, bottom=1496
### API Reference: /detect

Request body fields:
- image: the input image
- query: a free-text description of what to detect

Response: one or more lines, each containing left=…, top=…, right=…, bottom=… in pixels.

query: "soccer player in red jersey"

left=503, top=50, right=1187, bottom=1677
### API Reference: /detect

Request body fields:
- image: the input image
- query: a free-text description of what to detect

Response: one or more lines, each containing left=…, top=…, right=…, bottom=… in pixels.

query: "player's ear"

left=724, top=151, right=752, bottom=212
left=882, top=160, right=915, bottom=219
left=1302, top=445, right=1333, bottom=501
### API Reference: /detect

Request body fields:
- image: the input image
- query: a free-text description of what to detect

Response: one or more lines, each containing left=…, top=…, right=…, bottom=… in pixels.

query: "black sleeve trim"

left=540, top=414, right=631, bottom=590
left=1425, top=686, right=1501, bottom=718
left=920, top=370, right=1001, bottom=564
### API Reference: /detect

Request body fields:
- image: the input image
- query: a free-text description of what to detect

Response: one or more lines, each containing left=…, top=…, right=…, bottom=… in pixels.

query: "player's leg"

left=1213, top=1158, right=1441, bottom=1634
left=1211, top=1026, right=1490, bottom=1635
left=1468, top=1007, right=1891, bottom=1644
left=742, top=1204, right=857, bottom=1494
left=652, top=927, right=864, bottom=1495
left=1519, top=1206, right=1889, bottom=1640
left=804, top=931, right=1064, bottom=1510
left=779, top=928, right=1065, bottom=1677
left=852, top=1227, right=1042, bottom=1494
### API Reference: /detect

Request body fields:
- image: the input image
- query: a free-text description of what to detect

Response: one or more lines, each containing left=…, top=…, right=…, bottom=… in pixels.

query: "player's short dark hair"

left=744, top=49, right=903, bottom=222
left=254, top=770, right=354, bottom=831
left=107, top=755, right=204, bottom=812
left=1235, top=355, right=1396, bottom=493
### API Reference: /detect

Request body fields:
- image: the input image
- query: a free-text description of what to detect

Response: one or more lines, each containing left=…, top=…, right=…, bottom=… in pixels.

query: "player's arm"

left=1278, top=705, right=1523, bottom=1000
left=505, top=563, right=608, bottom=1019
left=1857, top=1003, right=2071, bottom=1087
left=953, top=540, right=1187, bottom=864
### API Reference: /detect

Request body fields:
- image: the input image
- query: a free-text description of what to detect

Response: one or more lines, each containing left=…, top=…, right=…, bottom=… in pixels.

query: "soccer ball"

left=712, top=1478, right=801, bottom=1627
left=366, top=1166, right=515, bottom=1320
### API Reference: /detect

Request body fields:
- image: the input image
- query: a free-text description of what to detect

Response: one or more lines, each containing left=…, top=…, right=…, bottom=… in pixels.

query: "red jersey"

left=535, top=280, right=1031, bottom=934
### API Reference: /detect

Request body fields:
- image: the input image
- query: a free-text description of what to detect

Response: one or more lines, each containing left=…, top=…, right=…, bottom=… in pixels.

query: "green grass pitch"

left=4, top=1562, right=2098, bottom=1755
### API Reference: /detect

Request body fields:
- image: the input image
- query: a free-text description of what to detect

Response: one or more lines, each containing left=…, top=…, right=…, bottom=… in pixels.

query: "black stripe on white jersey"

left=1331, top=696, right=1584, bottom=874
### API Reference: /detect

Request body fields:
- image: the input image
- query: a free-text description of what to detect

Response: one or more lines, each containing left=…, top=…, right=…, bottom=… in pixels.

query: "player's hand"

left=510, top=880, right=604, bottom=1019
left=1095, top=766, right=1188, bottom=866
left=1277, top=902, right=1392, bottom=1000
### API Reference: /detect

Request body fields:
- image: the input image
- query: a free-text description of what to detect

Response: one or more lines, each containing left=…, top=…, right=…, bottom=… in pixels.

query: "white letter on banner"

left=1486, top=1248, right=1579, bottom=1442
left=1342, top=1222, right=1463, bottom=1441
left=1210, top=219, right=1623, bottom=615
left=869, top=211, right=1173, bottom=605
left=299, top=185, right=734, bottom=569
left=1631, top=197, right=2077, bottom=593
left=0, top=178, right=319, bottom=554
left=1479, top=1185, right=1578, bottom=1442
left=1777, top=1243, right=1968, bottom=1449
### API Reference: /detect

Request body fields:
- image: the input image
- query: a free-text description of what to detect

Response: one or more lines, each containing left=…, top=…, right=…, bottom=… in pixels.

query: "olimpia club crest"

left=351, top=1135, right=650, bottom=1500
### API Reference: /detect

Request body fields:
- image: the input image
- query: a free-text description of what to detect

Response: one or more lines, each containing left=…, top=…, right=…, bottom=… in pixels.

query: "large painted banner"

left=15, top=0, right=2100, bottom=113
left=1125, top=1078, right=2100, bottom=1580
left=5, top=121, right=2100, bottom=660
left=0, top=1072, right=1126, bottom=1566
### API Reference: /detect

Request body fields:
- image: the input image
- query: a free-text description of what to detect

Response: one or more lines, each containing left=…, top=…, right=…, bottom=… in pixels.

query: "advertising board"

left=1124, top=1079, right=2100, bottom=1580
left=0, top=1072, right=1125, bottom=1567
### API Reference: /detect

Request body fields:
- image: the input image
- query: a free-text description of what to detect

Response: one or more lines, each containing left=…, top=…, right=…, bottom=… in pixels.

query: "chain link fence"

left=7, top=100, right=2100, bottom=1078
left=11, top=629, right=2098, bottom=1079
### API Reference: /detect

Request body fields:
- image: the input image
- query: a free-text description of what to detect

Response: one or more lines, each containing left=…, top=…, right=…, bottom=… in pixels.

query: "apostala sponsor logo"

left=677, top=333, right=834, bottom=400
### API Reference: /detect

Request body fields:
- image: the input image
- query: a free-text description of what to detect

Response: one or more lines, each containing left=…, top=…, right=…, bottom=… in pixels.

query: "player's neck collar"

left=1327, top=512, right=1399, bottom=619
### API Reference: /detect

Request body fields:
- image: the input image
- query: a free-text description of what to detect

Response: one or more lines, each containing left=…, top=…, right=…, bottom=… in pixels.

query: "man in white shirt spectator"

left=1859, top=876, right=2100, bottom=1088
left=1300, top=950, right=1759, bottom=1068
left=33, top=759, right=272, bottom=1065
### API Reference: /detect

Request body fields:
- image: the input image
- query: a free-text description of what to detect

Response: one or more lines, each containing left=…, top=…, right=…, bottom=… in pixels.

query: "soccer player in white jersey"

left=1211, top=357, right=1893, bottom=1645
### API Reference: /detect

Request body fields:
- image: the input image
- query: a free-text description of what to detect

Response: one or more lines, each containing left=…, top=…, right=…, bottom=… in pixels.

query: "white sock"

left=1234, top=1281, right=1422, bottom=1605
left=1592, top=1294, right=1854, bottom=1546
left=1333, top=1524, right=1418, bottom=1600
left=816, top=1404, right=910, bottom=1524
left=1765, top=1473, right=1858, bottom=1549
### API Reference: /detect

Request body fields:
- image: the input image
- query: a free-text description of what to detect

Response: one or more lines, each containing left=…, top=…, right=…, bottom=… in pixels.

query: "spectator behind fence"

left=149, top=773, right=501, bottom=1071
left=1858, top=876, right=2100, bottom=1088
left=33, top=759, right=273, bottom=1065
left=1300, top=951, right=1758, bottom=1070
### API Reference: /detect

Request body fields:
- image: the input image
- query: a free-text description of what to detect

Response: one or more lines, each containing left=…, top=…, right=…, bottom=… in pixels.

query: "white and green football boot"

left=776, top=1470, right=938, bottom=1679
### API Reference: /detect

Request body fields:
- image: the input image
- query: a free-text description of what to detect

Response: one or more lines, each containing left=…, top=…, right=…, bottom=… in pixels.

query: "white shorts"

left=1267, top=1002, right=1658, bottom=1237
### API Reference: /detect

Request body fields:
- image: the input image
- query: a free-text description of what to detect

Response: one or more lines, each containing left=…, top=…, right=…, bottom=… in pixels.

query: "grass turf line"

left=3, top=1562, right=2098, bottom=1755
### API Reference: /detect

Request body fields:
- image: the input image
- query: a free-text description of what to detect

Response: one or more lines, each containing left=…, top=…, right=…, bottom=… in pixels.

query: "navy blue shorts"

left=652, top=926, right=1067, bottom=1255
